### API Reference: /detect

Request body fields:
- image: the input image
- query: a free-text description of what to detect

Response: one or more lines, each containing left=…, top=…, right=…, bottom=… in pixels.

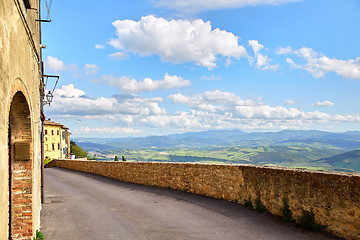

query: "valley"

left=75, top=130, right=360, bottom=173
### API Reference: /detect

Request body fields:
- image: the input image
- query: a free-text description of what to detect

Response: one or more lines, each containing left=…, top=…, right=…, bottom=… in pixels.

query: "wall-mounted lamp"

left=42, top=75, right=59, bottom=106
left=43, top=90, right=54, bottom=105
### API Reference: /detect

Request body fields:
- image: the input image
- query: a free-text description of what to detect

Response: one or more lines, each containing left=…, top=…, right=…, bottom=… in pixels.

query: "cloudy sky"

left=42, top=0, right=360, bottom=138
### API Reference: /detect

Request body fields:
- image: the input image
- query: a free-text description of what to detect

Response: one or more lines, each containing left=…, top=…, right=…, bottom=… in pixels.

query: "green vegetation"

left=87, top=154, right=97, bottom=160
left=114, top=155, right=119, bottom=161
left=85, top=145, right=360, bottom=172
left=33, top=230, right=45, bottom=240
left=122, top=155, right=126, bottom=161
left=280, top=198, right=294, bottom=222
left=44, top=157, right=52, bottom=166
left=74, top=130, right=360, bottom=172
left=297, top=209, right=328, bottom=232
left=254, top=195, right=267, bottom=212
left=243, top=196, right=254, bottom=210
left=70, top=141, right=88, bottom=158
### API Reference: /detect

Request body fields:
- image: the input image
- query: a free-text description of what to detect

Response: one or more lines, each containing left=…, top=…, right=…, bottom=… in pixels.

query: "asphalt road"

left=41, top=167, right=342, bottom=240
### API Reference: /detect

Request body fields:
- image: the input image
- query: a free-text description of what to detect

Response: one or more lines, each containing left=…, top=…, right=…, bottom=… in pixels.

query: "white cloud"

left=168, top=90, right=352, bottom=123
left=46, top=56, right=77, bottom=74
left=102, top=73, right=191, bottom=93
left=282, top=47, right=360, bottom=79
left=285, top=99, right=296, bottom=105
left=48, top=86, right=360, bottom=134
left=74, top=127, right=141, bottom=134
left=85, top=64, right=99, bottom=75
left=46, top=84, right=166, bottom=116
left=109, top=15, right=247, bottom=69
left=248, top=40, right=279, bottom=71
left=46, top=56, right=66, bottom=72
left=276, top=46, right=293, bottom=55
left=312, top=101, right=334, bottom=107
left=152, top=0, right=301, bottom=13
left=95, top=44, right=106, bottom=49
left=108, top=52, right=129, bottom=60
left=200, top=74, right=222, bottom=81
left=248, top=40, right=264, bottom=56
left=53, top=84, right=85, bottom=98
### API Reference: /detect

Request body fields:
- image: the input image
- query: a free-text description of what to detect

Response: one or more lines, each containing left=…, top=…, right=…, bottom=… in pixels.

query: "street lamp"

left=42, top=74, right=59, bottom=106
left=44, top=90, right=53, bottom=105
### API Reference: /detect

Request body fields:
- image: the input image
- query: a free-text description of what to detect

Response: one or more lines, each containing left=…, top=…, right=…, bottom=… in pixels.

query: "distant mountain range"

left=74, top=129, right=360, bottom=150
left=73, top=129, right=360, bottom=173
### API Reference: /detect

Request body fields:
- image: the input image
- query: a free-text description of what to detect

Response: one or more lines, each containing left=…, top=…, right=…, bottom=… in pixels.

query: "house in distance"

left=44, top=120, right=71, bottom=160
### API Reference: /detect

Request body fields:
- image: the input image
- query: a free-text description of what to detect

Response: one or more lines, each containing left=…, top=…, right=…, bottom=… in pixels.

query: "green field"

left=88, top=146, right=359, bottom=173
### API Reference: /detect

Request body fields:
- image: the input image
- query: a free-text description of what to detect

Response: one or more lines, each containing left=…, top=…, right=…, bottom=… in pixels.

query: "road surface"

left=41, top=167, right=342, bottom=240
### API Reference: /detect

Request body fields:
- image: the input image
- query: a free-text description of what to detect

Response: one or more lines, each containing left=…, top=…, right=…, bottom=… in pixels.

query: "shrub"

left=243, top=196, right=254, bottom=210
left=297, top=209, right=328, bottom=232
left=254, top=195, right=267, bottom=212
left=280, top=198, right=294, bottom=222
left=33, top=230, right=45, bottom=240
left=44, top=158, right=52, bottom=166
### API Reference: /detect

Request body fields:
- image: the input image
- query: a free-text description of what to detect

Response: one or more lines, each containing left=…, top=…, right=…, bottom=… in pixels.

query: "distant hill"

left=74, top=129, right=360, bottom=151
left=313, top=150, right=360, bottom=172
left=73, top=130, right=360, bottom=172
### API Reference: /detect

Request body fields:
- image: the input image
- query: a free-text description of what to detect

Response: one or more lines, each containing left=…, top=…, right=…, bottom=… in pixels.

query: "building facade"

left=44, top=120, right=71, bottom=160
left=0, top=0, right=43, bottom=239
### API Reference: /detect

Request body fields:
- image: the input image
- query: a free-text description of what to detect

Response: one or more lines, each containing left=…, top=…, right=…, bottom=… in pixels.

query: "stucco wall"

left=44, top=123, right=69, bottom=160
left=48, top=160, right=360, bottom=240
left=0, top=0, right=42, bottom=239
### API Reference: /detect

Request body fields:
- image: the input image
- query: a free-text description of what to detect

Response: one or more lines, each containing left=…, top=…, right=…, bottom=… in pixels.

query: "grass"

left=44, top=159, right=52, bottom=166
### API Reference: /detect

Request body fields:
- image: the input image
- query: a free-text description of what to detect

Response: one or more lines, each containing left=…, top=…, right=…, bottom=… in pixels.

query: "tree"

left=122, top=155, right=126, bottom=161
left=114, top=155, right=119, bottom=161
left=70, top=141, right=88, bottom=158
left=87, top=154, right=97, bottom=160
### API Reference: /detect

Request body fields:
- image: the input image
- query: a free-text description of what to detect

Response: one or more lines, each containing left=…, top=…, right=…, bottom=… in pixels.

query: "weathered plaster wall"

left=48, top=160, right=360, bottom=240
left=0, top=0, right=42, bottom=239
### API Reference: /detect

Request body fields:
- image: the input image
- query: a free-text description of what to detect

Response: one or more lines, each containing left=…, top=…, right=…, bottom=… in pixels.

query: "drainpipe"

left=39, top=0, right=45, bottom=204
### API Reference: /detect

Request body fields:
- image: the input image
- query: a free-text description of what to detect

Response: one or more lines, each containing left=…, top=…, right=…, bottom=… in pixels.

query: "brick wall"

left=9, top=92, right=33, bottom=239
left=47, top=160, right=360, bottom=240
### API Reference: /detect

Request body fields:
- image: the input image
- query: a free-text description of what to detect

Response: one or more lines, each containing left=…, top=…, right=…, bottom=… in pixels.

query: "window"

left=58, top=143, right=60, bottom=150
left=45, top=130, right=47, bottom=135
left=57, top=130, right=59, bottom=135
left=52, top=130, right=54, bottom=135
left=62, top=131, right=66, bottom=140
left=45, top=144, right=48, bottom=151
left=52, top=144, right=55, bottom=151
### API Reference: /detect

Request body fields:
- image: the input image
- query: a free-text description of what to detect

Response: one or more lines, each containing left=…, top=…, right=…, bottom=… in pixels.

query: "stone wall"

left=0, top=0, right=42, bottom=239
left=47, top=160, right=360, bottom=240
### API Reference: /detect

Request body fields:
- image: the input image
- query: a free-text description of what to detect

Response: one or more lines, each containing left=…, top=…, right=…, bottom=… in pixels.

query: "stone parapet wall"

left=47, top=160, right=360, bottom=240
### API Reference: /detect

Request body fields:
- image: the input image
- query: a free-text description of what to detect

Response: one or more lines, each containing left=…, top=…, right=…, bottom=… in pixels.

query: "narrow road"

left=41, top=168, right=342, bottom=240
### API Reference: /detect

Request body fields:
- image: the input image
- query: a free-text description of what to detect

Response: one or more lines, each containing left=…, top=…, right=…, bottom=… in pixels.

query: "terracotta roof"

left=44, top=120, right=69, bottom=130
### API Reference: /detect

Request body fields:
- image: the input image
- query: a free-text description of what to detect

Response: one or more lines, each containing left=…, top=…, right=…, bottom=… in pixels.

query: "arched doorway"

left=8, top=91, right=33, bottom=239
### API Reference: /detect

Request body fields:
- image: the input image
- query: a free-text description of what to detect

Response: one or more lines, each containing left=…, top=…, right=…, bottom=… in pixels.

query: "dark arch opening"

left=8, top=91, right=32, bottom=239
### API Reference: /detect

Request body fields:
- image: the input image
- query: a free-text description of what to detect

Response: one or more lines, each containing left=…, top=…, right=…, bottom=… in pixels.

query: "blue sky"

left=42, top=0, right=360, bottom=138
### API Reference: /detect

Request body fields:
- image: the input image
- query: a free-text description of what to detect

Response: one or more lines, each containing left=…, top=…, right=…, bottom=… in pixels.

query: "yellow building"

left=44, top=120, right=71, bottom=160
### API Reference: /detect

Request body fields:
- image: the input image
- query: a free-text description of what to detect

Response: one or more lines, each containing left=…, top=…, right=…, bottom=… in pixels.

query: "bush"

left=243, top=196, right=254, bottom=210
left=44, top=157, right=52, bottom=166
left=280, top=198, right=294, bottom=222
left=33, top=230, right=45, bottom=240
left=254, top=195, right=267, bottom=212
left=297, top=209, right=328, bottom=232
